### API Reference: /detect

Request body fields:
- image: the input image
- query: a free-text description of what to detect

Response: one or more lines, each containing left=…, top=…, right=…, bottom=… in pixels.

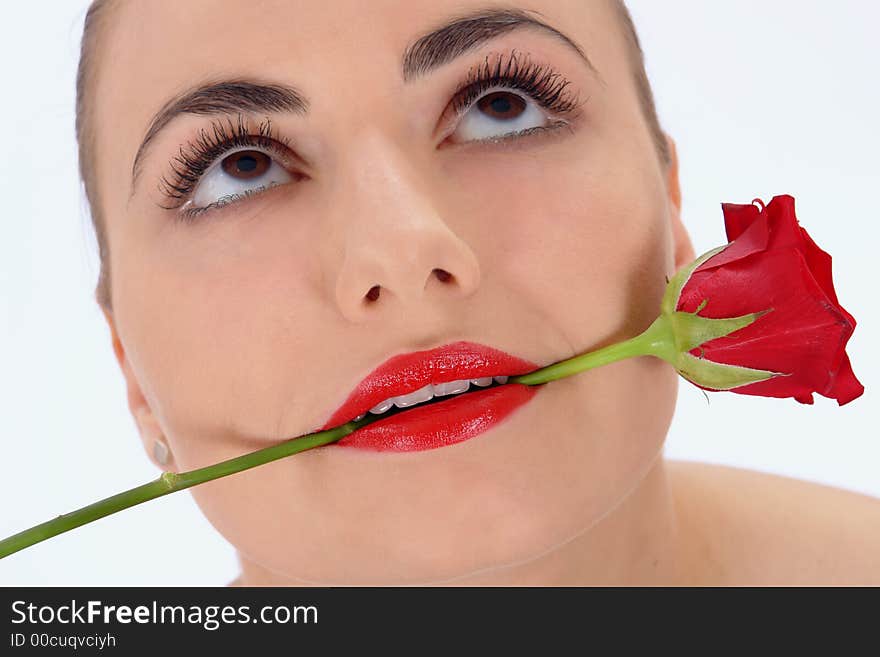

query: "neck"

left=232, top=454, right=689, bottom=586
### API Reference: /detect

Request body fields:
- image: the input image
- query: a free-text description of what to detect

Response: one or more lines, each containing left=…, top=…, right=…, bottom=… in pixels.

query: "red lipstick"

left=318, top=341, right=540, bottom=452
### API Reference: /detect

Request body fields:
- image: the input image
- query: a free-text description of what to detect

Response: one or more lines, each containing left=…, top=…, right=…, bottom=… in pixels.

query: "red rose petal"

left=698, top=207, right=769, bottom=271
left=763, top=195, right=805, bottom=252
left=824, top=351, right=864, bottom=406
left=721, top=200, right=763, bottom=241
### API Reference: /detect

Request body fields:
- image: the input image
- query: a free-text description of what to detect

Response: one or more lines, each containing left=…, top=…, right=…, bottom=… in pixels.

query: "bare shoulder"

left=667, top=459, right=880, bottom=585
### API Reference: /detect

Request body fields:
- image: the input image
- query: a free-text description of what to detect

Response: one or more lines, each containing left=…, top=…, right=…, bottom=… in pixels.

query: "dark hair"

left=75, top=0, right=670, bottom=312
left=76, top=0, right=116, bottom=311
left=609, top=0, right=671, bottom=167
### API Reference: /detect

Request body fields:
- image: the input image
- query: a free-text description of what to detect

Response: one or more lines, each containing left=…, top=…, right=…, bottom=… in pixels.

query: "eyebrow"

left=128, top=6, right=598, bottom=201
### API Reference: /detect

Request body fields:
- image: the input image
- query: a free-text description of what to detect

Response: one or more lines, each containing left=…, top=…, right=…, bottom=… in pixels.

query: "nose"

left=327, top=133, right=481, bottom=324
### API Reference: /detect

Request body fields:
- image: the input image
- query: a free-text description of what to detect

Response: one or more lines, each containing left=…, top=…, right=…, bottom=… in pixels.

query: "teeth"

left=433, top=379, right=471, bottom=396
left=368, top=399, right=395, bottom=414
left=366, top=376, right=509, bottom=415
left=353, top=413, right=366, bottom=421
left=392, top=383, right=434, bottom=408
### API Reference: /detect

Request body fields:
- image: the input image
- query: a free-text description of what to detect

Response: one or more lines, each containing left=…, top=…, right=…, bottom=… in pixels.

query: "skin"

left=94, top=0, right=880, bottom=585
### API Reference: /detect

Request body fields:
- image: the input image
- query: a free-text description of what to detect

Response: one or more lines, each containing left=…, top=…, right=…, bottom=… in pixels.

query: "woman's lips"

left=319, top=340, right=540, bottom=432
left=314, top=340, right=543, bottom=453
left=334, top=382, right=539, bottom=452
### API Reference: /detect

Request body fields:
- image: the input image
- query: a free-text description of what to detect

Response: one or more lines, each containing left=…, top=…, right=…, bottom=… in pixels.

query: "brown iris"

left=476, top=91, right=526, bottom=120
left=220, top=150, right=271, bottom=180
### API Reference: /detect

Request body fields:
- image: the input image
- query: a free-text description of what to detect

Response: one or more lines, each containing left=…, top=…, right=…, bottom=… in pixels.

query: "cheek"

left=111, top=209, right=329, bottom=470
left=452, top=146, right=672, bottom=351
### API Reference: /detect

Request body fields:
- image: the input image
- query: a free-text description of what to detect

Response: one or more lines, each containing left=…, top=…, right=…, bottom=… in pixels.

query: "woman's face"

left=95, top=0, right=694, bottom=584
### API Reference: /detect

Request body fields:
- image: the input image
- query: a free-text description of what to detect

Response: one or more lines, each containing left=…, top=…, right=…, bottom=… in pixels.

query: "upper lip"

left=319, top=340, right=539, bottom=430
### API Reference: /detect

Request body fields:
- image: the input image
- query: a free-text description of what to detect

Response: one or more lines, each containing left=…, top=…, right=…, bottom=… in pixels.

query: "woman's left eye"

left=184, top=148, right=294, bottom=215
left=447, top=88, right=563, bottom=145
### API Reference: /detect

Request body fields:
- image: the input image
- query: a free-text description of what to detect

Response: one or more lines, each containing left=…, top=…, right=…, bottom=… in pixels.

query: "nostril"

left=365, top=272, right=448, bottom=303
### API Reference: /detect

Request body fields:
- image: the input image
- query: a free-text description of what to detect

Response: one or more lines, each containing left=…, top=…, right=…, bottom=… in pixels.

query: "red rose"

left=675, top=194, right=863, bottom=405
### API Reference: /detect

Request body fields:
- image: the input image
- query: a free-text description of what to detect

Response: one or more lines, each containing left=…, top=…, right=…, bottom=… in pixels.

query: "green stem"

left=0, top=316, right=678, bottom=561
left=510, top=315, right=673, bottom=386
left=0, top=417, right=376, bottom=560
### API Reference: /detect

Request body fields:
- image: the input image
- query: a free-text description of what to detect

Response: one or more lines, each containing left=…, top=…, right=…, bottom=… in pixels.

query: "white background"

left=1, top=1, right=877, bottom=585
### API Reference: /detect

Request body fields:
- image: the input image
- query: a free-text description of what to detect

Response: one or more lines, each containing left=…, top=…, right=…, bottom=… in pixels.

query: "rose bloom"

left=75, top=0, right=880, bottom=585
left=675, top=195, right=863, bottom=406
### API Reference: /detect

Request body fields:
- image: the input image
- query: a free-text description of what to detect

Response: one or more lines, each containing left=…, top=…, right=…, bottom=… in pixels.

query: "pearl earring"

left=152, top=436, right=170, bottom=466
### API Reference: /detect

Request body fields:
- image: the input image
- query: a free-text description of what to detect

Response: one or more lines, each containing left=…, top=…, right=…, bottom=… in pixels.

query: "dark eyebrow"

left=401, top=6, right=597, bottom=82
left=129, top=6, right=598, bottom=201
left=128, top=81, right=307, bottom=201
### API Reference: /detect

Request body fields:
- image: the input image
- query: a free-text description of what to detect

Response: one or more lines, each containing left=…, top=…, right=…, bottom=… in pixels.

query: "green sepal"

left=674, top=351, right=787, bottom=390
left=661, top=244, right=727, bottom=316
left=669, top=307, right=774, bottom=353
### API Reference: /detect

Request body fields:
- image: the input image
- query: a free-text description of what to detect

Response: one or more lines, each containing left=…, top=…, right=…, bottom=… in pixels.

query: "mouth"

left=318, top=340, right=541, bottom=452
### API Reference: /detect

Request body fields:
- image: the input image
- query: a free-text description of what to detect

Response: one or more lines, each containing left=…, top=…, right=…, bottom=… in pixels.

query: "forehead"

left=92, top=0, right=623, bottom=212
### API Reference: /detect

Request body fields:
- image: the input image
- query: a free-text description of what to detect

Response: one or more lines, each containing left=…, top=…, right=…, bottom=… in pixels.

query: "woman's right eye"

left=182, top=147, right=295, bottom=216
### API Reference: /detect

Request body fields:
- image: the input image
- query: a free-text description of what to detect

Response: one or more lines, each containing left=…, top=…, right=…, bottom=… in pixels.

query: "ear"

left=100, top=307, right=177, bottom=471
left=664, top=132, right=696, bottom=271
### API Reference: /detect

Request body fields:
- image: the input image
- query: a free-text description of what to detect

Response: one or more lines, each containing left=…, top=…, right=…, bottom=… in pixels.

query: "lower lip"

left=333, top=383, right=539, bottom=452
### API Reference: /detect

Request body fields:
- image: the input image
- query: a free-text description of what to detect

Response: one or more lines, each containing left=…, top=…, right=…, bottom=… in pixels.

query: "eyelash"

left=450, top=48, right=583, bottom=122
left=160, top=49, right=585, bottom=222
left=157, top=114, right=292, bottom=216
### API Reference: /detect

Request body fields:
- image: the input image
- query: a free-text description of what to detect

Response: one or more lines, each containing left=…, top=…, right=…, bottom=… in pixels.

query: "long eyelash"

left=451, top=48, right=585, bottom=119
left=157, top=114, right=291, bottom=210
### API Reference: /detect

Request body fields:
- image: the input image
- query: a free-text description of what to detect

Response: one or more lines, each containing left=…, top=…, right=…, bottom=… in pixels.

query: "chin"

left=262, top=490, right=617, bottom=586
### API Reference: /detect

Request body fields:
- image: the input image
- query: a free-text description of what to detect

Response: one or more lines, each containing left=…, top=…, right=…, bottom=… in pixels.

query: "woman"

left=74, top=0, right=880, bottom=585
